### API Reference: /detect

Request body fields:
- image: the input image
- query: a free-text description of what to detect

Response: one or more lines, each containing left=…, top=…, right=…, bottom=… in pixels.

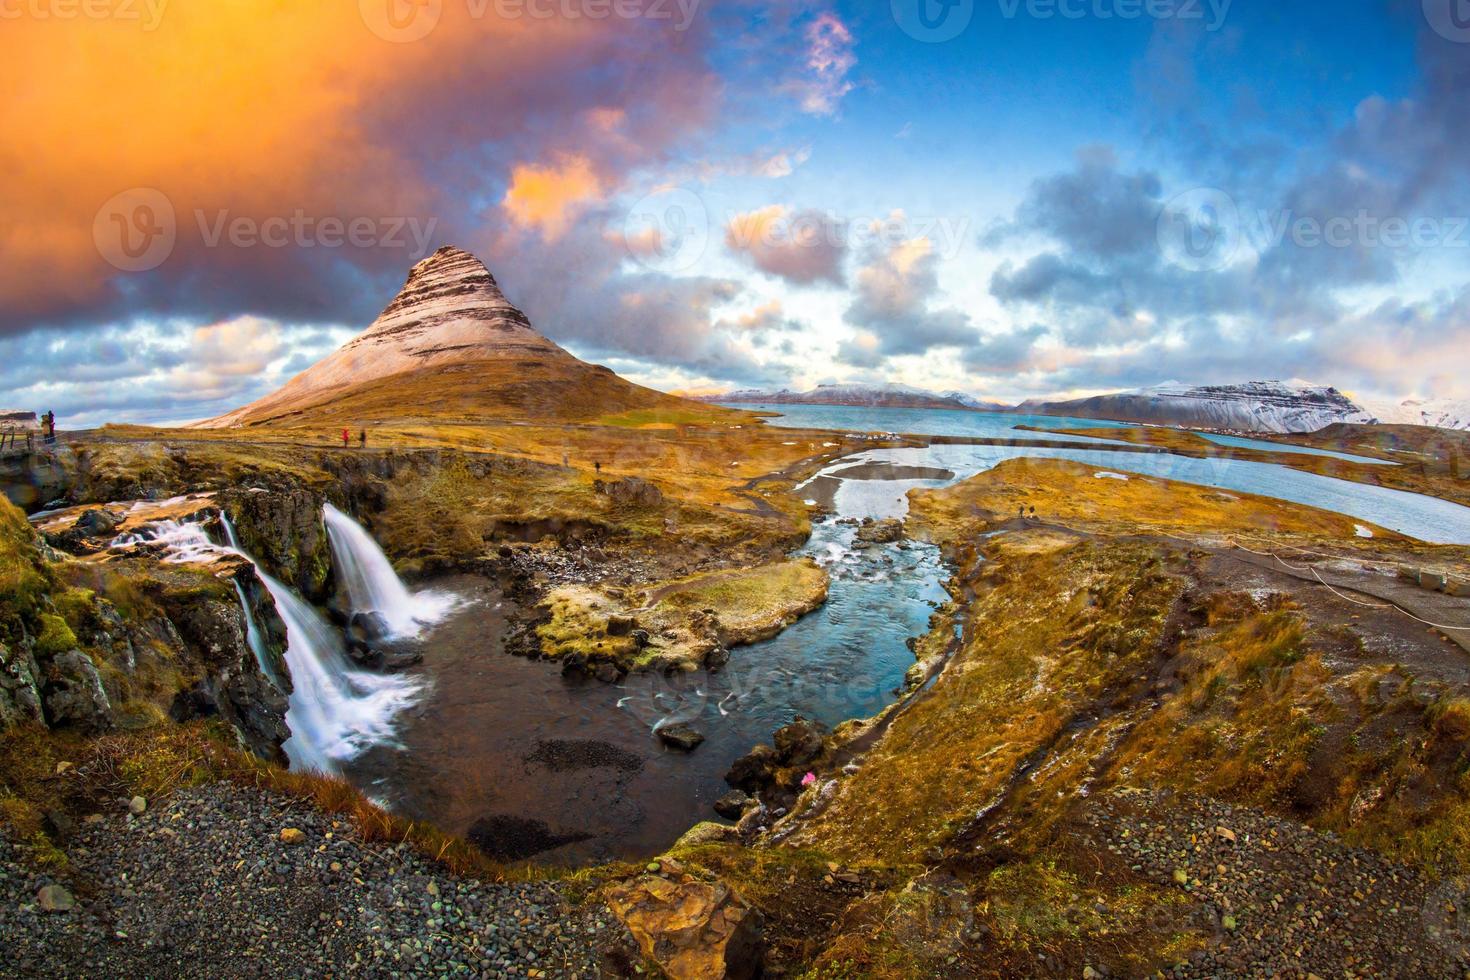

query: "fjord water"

left=825, top=443, right=1470, bottom=543
left=730, top=402, right=1404, bottom=467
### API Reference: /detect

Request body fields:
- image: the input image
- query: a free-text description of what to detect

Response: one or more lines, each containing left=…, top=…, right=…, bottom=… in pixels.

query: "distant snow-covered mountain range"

left=705, top=380, right=1470, bottom=433
left=706, top=383, right=1005, bottom=412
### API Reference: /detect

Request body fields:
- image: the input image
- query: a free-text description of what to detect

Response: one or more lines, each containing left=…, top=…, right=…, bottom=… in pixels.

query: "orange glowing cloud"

left=0, top=1, right=714, bottom=330
left=502, top=155, right=607, bottom=241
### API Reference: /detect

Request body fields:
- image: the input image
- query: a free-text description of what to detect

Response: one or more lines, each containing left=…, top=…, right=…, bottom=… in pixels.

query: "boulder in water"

left=725, top=744, right=778, bottom=792
left=75, top=508, right=122, bottom=537
left=854, top=517, right=903, bottom=545
left=657, top=723, right=705, bottom=752
left=348, top=611, right=393, bottom=644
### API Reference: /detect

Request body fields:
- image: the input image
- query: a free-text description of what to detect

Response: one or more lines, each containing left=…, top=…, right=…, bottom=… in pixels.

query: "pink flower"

left=801, top=772, right=816, bottom=787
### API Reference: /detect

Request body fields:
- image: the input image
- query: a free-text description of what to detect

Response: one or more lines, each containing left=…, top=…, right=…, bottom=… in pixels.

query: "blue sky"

left=1, top=0, right=1465, bottom=424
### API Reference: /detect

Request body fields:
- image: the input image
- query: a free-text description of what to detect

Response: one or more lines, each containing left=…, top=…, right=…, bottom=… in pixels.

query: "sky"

left=2, top=0, right=1468, bottom=425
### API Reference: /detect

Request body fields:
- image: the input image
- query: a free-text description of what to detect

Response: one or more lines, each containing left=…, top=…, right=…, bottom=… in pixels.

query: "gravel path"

left=1081, top=789, right=1470, bottom=978
left=0, top=784, right=630, bottom=978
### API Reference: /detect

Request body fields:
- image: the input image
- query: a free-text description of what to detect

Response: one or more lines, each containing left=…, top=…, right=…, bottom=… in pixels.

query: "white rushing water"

left=322, top=503, right=456, bottom=638
left=254, top=569, right=424, bottom=774
left=112, top=516, right=425, bottom=775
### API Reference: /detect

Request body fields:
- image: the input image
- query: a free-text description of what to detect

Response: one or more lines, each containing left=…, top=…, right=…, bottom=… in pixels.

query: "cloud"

left=838, top=227, right=975, bottom=366
left=502, top=154, right=608, bottom=241
left=0, top=318, right=353, bottom=426
left=0, top=3, right=719, bottom=335
left=717, top=300, right=801, bottom=334
left=724, top=206, right=847, bottom=285
left=790, top=12, right=856, bottom=116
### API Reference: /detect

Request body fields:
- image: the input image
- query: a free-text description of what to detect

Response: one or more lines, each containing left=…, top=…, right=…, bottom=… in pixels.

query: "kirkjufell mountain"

left=198, top=246, right=702, bottom=427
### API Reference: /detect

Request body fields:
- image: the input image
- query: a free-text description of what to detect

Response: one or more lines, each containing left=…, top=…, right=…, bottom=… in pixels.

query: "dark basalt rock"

left=714, top=790, right=752, bottom=820
left=773, top=716, right=827, bottom=767
left=41, top=650, right=113, bottom=732
left=656, top=723, right=706, bottom=752
left=725, top=744, right=779, bottom=792
left=467, top=815, right=592, bottom=861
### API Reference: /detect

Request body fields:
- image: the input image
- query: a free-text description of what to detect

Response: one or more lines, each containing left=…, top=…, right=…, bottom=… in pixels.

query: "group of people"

left=341, top=428, right=366, bottom=448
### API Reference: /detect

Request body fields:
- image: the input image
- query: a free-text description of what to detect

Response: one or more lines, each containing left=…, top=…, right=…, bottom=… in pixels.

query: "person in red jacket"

left=341, top=427, right=350, bottom=448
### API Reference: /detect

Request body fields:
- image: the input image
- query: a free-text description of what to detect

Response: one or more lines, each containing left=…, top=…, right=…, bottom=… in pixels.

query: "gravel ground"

left=0, top=784, right=631, bottom=978
left=1081, top=789, right=1470, bottom=978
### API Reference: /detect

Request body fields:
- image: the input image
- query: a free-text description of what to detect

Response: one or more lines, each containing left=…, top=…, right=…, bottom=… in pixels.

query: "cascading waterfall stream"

left=322, top=502, right=455, bottom=637
left=113, top=516, right=425, bottom=775
left=254, top=570, right=423, bottom=774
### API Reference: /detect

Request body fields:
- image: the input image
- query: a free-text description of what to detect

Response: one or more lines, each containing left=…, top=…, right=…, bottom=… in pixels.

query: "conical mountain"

left=197, top=246, right=704, bottom=427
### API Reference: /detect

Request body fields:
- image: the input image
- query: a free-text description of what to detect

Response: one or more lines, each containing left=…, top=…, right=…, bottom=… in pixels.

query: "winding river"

left=343, top=406, right=1470, bottom=865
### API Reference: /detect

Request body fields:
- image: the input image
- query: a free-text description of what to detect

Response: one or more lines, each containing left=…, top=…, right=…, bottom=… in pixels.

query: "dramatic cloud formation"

left=0, top=2, right=718, bottom=334
left=838, top=225, right=975, bottom=367
left=3, top=3, right=1468, bottom=420
left=724, top=206, right=848, bottom=285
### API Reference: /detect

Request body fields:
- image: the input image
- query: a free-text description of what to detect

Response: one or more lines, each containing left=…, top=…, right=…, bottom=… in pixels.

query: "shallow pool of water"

left=349, top=527, right=948, bottom=865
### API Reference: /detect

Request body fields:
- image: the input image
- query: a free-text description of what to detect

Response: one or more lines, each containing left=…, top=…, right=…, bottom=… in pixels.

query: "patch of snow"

left=1355, top=524, right=1374, bottom=538
left=1094, top=471, right=1130, bottom=481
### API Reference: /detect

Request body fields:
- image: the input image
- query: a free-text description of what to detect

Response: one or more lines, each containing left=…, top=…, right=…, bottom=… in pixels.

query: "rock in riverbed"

left=656, top=723, right=706, bottom=751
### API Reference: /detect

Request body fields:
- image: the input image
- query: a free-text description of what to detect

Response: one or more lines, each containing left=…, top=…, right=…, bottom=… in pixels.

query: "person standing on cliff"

left=359, top=429, right=366, bottom=448
left=341, top=427, right=350, bottom=448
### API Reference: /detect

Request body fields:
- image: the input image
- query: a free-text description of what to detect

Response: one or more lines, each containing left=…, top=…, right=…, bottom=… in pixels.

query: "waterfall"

left=322, top=502, right=454, bottom=638
left=255, top=571, right=423, bottom=775
left=113, top=517, right=424, bottom=775
left=232, top=579, right=282, bottom=689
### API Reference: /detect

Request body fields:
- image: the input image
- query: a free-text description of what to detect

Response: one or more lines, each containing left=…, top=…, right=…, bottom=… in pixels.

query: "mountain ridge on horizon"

left=702, top=380, right=1470, bottom=433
